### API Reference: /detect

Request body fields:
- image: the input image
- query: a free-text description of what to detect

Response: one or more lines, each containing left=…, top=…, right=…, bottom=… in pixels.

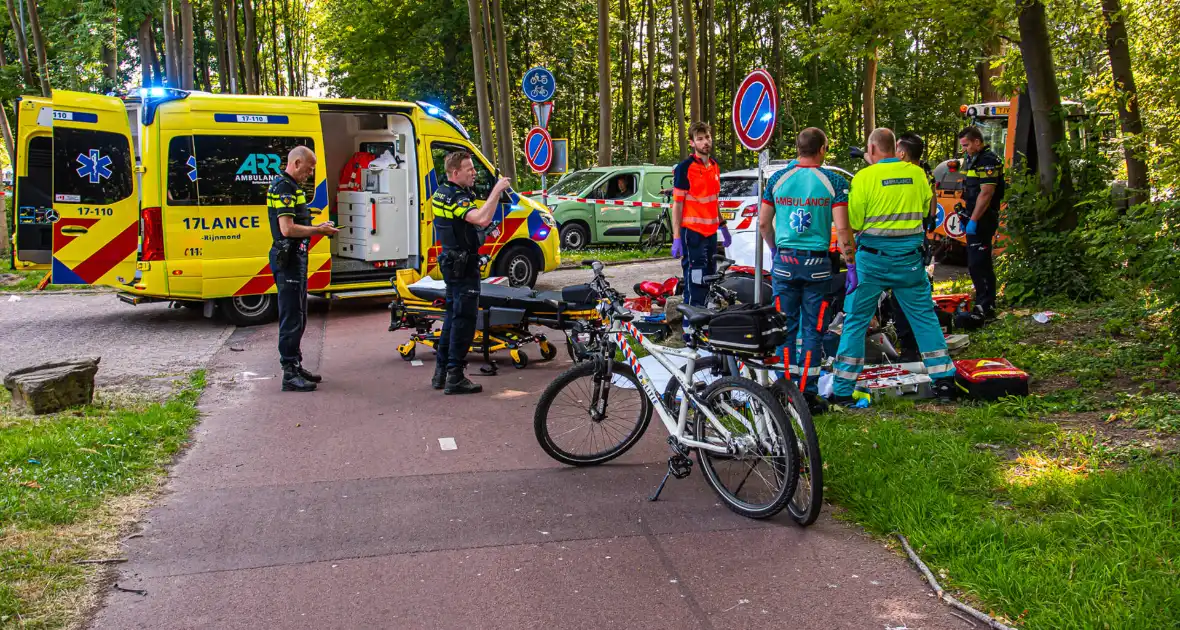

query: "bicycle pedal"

left=669, top=454, right=693, bottom=479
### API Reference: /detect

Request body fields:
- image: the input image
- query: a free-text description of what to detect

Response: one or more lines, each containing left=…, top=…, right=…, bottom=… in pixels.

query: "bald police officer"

left=267, top=146, right=339, bottom=392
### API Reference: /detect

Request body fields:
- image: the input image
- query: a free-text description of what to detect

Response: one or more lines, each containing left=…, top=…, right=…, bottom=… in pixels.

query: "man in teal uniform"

left=829, top=128, right=958, bottom=405
left=758, top=127, right=850, bottom=414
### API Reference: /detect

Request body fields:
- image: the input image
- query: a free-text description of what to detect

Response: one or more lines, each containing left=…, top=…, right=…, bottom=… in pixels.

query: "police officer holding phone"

left=430, top=151, right=511, bottom=395
left=268, top=146, right=339, bottom=392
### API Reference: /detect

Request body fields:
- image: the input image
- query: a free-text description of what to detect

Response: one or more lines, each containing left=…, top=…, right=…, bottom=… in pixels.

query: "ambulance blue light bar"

left=417, top=101, right=471, bottom=141
left=139, top=87, right=190, bottom=126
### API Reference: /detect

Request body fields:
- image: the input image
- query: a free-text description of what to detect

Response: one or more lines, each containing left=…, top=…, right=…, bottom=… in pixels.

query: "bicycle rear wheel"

left=693, top=376, right=798, bottom=519
left=769, top=377, right=824, bottom=526
left=534, top=359, right=653, bottom=466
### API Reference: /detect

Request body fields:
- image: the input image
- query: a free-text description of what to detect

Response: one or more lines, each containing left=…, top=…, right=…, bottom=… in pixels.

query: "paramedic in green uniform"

left=828, top=129, right=958, bottom=405
left=758, top=127, right=851, bottom=415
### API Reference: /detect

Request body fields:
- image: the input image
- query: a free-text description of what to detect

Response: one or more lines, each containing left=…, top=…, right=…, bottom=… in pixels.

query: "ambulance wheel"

left=539, top=340, right=558, bottom=361
left=497, top=244, right=540, bottom=288
left=510, top=350, right=529, bottom=369
left=219, top=294, right=278, bottom=326
left=398, top=342, right=416, bottom=362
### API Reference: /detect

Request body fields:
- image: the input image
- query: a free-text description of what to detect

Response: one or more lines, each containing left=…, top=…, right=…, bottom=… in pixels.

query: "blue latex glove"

left=770, top=246, right=778, bottom=260
left=845, top=263, right=859, bottom=294
left=719, top=225, right=732, bottom=248
left=966, top=219, right=978, bottom=235
left=671, top=238, right=684, bottom=259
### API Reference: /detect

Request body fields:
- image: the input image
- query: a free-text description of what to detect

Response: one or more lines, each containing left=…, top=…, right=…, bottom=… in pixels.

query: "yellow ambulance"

left=8, top=88, right=560, bottom=324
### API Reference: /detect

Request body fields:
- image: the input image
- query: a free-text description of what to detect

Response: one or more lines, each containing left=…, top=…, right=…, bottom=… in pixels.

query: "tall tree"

left=243, top=0, right=259, bottom=93
left=478, top=0, right=504, bottom=167
left=671, top=0, right=686, bottom=158
left=490, top=0, right=514, bottom=178
left=1017, top=0, right=1074, bottom=227
left=282, top=0, right=296, bottom=95
left=213, top=0, right=229, bottom=92
left=621, top=0, right=632, bottom=162
left=1101, top=0, right=1149, bottom=205
left=180, top=0, right=195, bottom=90
left=4, top=0, right=35, bottom=87
left=466, top=0, right=494, bottom=159
left=704, top=0, right=715, bottom=128
left=596, top=0, right=611, bottom=165
left=162, top=0, right=179, bottom=86
left=0, top=45, right=13, bottom=258
left=102, top=3, right=118, bottom=88
left=269, top=0, right=281, bottom=94
left=684, top=0, right=698, bottom=122
left=226, top=0, right=241, bottom=93
left=977, top=38, right=1003, bottom=102
left=646, top=0, right=657, bottom=163
left=26, top=0, right=50, bottom=96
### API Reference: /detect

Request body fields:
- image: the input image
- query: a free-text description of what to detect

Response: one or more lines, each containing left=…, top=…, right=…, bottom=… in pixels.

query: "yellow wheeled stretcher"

left=387, top=269, right=600, bottom=374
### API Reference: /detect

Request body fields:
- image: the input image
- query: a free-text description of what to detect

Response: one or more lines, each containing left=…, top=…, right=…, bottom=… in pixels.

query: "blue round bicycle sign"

left=522, top=67, right=556, bottom=103
left=732, top=69, right=778, bottom=152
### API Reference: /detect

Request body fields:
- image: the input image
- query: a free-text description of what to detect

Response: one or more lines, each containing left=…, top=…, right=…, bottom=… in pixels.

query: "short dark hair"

left=688, top=121, right=712, bottom=140
left=444, top=150, right=472, bottom=174
left=897, top=133, right=925, bottom=161
left=958, top=126, right=984, bottom=143
left=796, top=127, right=827, bottom=158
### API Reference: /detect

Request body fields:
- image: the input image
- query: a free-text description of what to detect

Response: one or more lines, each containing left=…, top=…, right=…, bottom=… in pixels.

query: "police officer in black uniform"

left=267, top=146, right=339, bottom=392
left=957, top=126, right=1004, bottom=324
left=430, top=150, right=511, bottom=395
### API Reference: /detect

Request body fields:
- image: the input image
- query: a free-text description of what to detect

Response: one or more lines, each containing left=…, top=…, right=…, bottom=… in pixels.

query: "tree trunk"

left=180, top=0, right=195, bottom=90
left=597, top=0, right=612, bottom=166
left=270, top=0, right=282, bottom=94
left=226, top=0, right=241, bottom=93
left=1018, top=0, right=1074, bottom=228
left=478, top=0, right=503, bottom=166
left=490, top=0, right=515, bottom=178
left=705, top=0, right=715, bottom=129
left=1101, top=0, right=1149, bottom=205
left=0, top=46, right=12, bottom=258
left=243, top=0, right=258, bottom=93
left=621, top=0, right=632, bottom=163
left=684, top=0, right=698, bottom=123
left=672, top=0, right=686, bottom=158
left=213, top=0, right=229, bottom=92
left=282, top=0, right=296, bottom=95
left=862, top=45, right=877, bottom=141
left=4, top=0, right=35, bottom=88
left=646, top=0, right=657, bottom=163
left=26, top=0, right=50, bottom=96
left=976, top=37, right=1003, bottom=102
left=161, top=0, right=178, bottom=86
left=466, top=0, right=494, bottom=159
left=102, top=5, right=118, bottom=89
left=729, top=0, right=736, bottom=165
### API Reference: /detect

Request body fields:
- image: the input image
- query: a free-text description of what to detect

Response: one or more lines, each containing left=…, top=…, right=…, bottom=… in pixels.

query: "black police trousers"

left=967, top=221, right=997, bottom=314
left=271, top=249, right=308, bottom=367
left=437, top=250, right=482, bottom=370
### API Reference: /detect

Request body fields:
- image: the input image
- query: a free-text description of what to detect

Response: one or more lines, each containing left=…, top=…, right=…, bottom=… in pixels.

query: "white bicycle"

left=533, top=261, right=800, bottom=519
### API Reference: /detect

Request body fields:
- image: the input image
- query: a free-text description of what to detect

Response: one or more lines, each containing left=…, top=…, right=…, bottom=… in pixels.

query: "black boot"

left=282, top=364, right=317, bottom=392
left=444, top=365, right=482, bottom=395
left=296, top=363, right=322, bottom=383
left=804, top=392, right=830, bottom=416
left=432, top=345, right=449, bottom=390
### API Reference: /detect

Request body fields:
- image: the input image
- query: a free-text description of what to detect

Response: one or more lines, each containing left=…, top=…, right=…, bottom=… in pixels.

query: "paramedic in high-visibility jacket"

left=828, top=129, right=958, bottom=406
left=268, top=145, right=339, bottom=393
left=758, top=127, right=851, bottom=416
left=671, top=122, right=731, bottom=341
left=430, top=150, right=512, bottom=395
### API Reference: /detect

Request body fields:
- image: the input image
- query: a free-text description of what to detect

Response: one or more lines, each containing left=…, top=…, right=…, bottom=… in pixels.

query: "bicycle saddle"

left=676, top=304, right=716, bottom=326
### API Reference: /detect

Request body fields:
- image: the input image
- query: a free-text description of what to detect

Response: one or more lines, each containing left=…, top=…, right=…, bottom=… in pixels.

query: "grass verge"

left=0, top=372, right=206, bottom=628
left=816, top=292, right=1179, bottom=628
left=560, top=245, right=670, bottom=267
left=0, top=257, right=67, bottom=293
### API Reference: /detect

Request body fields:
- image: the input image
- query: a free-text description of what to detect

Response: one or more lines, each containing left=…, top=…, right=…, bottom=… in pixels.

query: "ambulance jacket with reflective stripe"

left=672, top=155, right=722, bottom=237
left=762, top=161, right=849, bottom=252
left=962, top=146, right=1004, bottom=223
left=267, top=173, right=312, bottom=253
left=848, top=158, right=931, bottom=254
left=432, top=181, right=481, bottom=254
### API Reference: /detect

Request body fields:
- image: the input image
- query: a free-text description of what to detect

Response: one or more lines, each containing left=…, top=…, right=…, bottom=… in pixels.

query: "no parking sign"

left=732, top=69, right=778, bottom=152
left=524, top=127, right=553, bottom=174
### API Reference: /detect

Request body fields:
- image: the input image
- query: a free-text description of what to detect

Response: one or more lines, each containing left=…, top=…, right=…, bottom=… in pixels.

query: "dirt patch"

left=1049, top=410, right=1180, bottom=457
left=0, top=273, right=23, bottom=287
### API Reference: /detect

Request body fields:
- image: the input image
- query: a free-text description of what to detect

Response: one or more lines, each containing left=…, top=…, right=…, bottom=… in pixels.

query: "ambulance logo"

left=789, top=209, right=812, bottom=233
left=235, top=153, right=282, bottom=184
left=75, top=149, right=113, bottom=184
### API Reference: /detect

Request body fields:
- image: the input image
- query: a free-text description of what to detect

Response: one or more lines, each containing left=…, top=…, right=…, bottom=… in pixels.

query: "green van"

left=529, top=165, right=674, bottom=251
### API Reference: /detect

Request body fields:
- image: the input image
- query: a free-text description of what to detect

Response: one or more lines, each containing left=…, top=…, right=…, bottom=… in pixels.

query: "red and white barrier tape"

left=520, top=190, right=747, bottom=210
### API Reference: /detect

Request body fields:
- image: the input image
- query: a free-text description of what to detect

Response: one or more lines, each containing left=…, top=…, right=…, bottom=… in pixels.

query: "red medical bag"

left=953, top=358, right=1030, bottom=400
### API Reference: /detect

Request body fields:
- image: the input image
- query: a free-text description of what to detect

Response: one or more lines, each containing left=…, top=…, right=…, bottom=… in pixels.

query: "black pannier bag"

left=705, top=304, right=787, bottom=357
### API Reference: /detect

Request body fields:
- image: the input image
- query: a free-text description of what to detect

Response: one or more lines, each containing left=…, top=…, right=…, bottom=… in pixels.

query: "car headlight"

left=541, top=212, right=557, bottom=227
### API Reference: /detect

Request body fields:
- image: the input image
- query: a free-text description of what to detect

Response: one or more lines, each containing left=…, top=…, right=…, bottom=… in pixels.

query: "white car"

left=719, top=161, right=855, bottom=269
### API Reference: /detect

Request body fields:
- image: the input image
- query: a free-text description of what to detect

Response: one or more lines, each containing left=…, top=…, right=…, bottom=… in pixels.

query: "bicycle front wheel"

left=769, top=377, right=823, bottom=526
left=534, top=360, right=653, bottom=466
left=693, top=376, right=799, bottom=519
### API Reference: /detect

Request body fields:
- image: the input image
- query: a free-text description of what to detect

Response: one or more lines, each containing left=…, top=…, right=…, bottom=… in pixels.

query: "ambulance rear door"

left=43, top=93, right=139, bottom=285
left=12, top=96, right=54, bottom=267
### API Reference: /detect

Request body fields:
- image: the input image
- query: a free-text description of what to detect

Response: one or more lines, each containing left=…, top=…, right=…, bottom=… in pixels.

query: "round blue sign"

left=732, top=69, right=778, bottom=151
left=524, top=127, right=553, bottom=173
left=522, top=67, right=556, bottom=103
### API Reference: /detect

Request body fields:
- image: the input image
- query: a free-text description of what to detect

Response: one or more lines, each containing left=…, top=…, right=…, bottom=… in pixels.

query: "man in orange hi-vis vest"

left=671, top=122, right=731, bottom=341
